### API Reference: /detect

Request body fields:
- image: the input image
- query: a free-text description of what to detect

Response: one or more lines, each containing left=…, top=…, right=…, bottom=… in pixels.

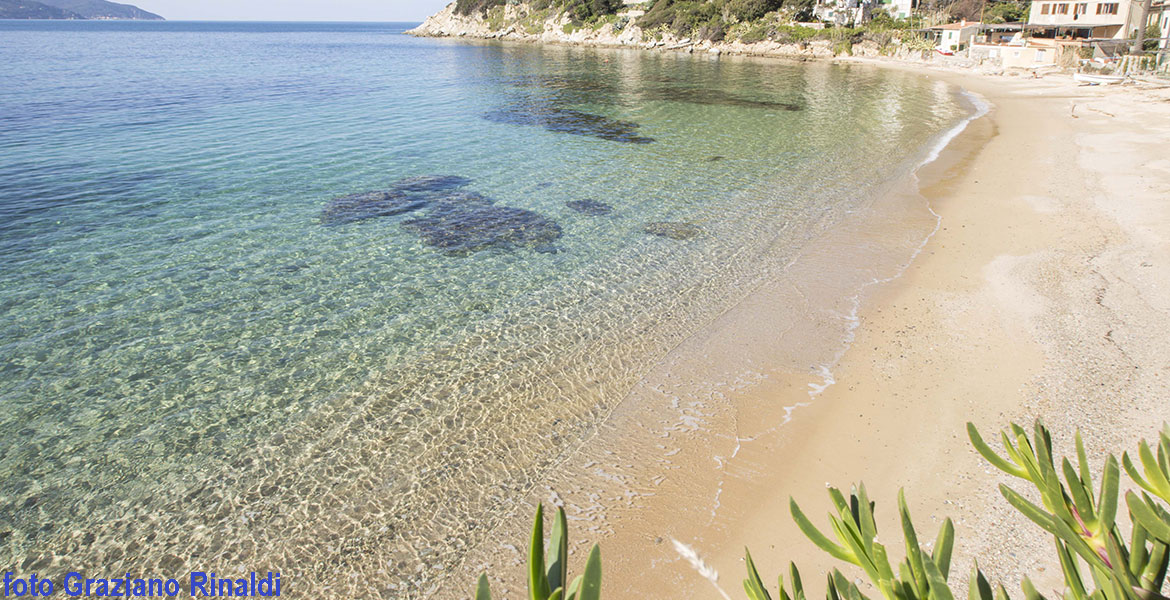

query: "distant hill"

left=38, top=0, right=163, bottom=19
left=0, top=0, right=163, bottom=19
left=0, top=0, right=83, bottom=18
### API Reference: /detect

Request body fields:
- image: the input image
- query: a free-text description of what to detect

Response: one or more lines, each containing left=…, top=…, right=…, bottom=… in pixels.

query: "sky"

left=131, top=0, right=451, bottom=22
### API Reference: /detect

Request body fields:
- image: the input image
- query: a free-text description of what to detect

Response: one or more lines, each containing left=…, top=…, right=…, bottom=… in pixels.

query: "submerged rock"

left=483, top=106, right=654, bottom=144
left=390, top=175, right=473, bottom=194
left=320, top=190, right=430, bottom=225
left=643, top=221, right=702, bottom=240
left=432, top=190, right=496, bottom=206
left=404, top=203, right=563, bottom=255
left=321, top=175, right=476, bottom=225
left=566, top=199, right=613, bottom=216
left=644, top=87, right=803, bottom=111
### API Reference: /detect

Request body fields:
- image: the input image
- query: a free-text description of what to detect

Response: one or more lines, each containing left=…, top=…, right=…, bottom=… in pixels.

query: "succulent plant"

left=473, top=503, right=601, bottom=600
left=969, top=421, right=1170, bottom=600
left=477, top=422, right=1170, bottom=600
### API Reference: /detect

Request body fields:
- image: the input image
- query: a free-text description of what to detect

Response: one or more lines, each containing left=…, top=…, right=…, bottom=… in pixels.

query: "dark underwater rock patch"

left=566, top=199, right=613, bottom=216
left=483, top=106, right=654, bottom=144
left=390, top=175, right=473, bottom=194
left=645, top=87, right=803, bottom=111
left=320, top=175, right=477, bottom=225
left=643, top=221, right=701, bottom=240
left=404, top=203, right=563, bottom=255
left=320, top=190, right=430, bottom=225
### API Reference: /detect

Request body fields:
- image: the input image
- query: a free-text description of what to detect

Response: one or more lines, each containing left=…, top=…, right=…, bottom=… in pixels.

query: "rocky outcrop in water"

left=566, top=199, right=613, bottom=216
left=323, top=175, right=563, bottom=255
left=321, top=175, right=477, bottom=225
left=321, top=191, right=431, bottom=225
left=404, top=202, right=563, bottom=255
left=644, top=221, right=702, bottom=240
left=484, top=105, right=654, bottom=144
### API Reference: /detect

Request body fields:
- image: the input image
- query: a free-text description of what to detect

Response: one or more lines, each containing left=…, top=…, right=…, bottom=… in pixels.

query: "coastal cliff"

left=407, top=1, right=896, bottom=61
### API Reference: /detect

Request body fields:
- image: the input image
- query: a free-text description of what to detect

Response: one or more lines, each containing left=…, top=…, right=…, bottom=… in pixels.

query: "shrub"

left=901, top=31, right=936, bottom=51
left=727, top=0, right=784, bottom=22
left=473, top=504, right=600, bottom=600
left=983, top=0, right=1029, bottom=23
left=455, top=0, right=507, bottom=16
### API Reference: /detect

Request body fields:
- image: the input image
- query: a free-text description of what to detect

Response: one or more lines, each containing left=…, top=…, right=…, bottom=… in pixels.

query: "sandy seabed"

left=432, top=61, right=1170, bottom=599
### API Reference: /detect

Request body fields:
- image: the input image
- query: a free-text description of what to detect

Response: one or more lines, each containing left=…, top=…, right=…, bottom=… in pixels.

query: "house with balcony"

left=1027, top=0, right=1144, bottom=39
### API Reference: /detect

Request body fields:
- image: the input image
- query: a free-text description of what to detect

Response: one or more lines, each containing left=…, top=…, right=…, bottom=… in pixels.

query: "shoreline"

left=619, top=66, right=1170, bottom=597
left=430, top=50, right=1170, bottom=598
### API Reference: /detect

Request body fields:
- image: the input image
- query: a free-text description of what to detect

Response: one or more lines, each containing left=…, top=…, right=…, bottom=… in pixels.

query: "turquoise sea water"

left=0, top=21, right=970, bottom=596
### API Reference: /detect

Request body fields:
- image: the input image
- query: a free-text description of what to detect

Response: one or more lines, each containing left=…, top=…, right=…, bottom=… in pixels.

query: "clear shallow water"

left=0, top=21, right=968, bottom=596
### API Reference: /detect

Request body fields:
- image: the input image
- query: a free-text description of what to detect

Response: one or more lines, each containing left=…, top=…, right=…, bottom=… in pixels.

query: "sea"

left=0, top=20, right=979, bottom=597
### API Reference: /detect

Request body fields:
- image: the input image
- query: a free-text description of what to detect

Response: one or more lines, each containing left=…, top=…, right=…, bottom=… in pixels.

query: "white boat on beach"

left=1073, top=72, right=1126, bottom=85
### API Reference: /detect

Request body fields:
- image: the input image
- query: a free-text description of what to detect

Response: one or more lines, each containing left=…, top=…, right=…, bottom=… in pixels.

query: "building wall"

left=1027, top=0, right=1138, bottom=38
left=1159, top=4, right=1170, bottom=49
left=936, top=25, right=980, bottom=51
left=883, top=0, right=913, bottom=19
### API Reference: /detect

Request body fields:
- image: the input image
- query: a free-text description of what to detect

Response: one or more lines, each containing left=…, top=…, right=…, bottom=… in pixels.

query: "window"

left=1056, top=4, right=1070, bottom=14
left=1041, top=3, right=1051, bottom=14
left=1075, top=3, right=1087, bottom=14
left=1095, top=3, right=1118, bottom=14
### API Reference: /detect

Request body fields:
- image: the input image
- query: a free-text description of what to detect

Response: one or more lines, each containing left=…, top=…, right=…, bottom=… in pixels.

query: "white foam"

left=799, top=88, right=991, bottom=406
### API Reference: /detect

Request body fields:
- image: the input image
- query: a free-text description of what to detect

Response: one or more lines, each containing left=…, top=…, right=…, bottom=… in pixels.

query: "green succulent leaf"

left=791, top=497, right=854, bottom=563
left=899, top=490, right=929, bottom=597
left=1128, top=492, right=1170, bottom=542
left=969, top=423, right=1029, bottom=479
left=970, top=565, right=994, bottom=600
left=548, top=507, right=569, bottom=594
left=922, top=555, right=955, bottom=600
left=744, top=547, right=773, bottom=600
left=1000, top=485, right=1059, bottom=535
left=1021, top=577, right=1044, bottom=600
left=476, top=574, right=492, bottom=600
left=577, top=544, right=602, bottom=600
left=933, top=518, right=955, bottom=580
left=1140, top=442, right=1170, bottom=501
left=1143, top=541, right=1169, bottom=590
left=1057, top=539, right=1088, bottom=600
left=529, top=503, right=550, bottom=600
left=790, top=562, right=805, bottom=599
left=1098, top=455, right=1120, bottom=532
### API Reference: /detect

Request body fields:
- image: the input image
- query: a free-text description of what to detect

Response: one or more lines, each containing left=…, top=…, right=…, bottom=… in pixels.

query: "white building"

left=1027, top=0, right=1144, bottom=39
left=930, top=20, right=983, bottom=52
left=813, top=0, right=878, bottom=26
left=1155, top=0, right=1169, bottom=49
left=879, top=0, right=914, bottom=19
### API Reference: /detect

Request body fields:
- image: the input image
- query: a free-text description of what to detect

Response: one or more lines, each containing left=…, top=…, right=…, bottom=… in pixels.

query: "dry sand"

left=441, top=65, right=1170, bottom=599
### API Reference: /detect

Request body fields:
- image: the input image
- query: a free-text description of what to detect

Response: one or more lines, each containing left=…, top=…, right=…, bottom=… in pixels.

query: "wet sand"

left=440, top=67, right=1170, bottom=599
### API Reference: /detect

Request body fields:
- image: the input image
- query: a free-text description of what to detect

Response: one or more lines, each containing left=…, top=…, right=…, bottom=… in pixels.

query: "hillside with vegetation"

left=412, top=0, right=1026, bottom=59
left=0, top=0, right=163, bottom=19
left=0, top=0, right=81, bottom=19
left=37, top=0, right=163, bottom=20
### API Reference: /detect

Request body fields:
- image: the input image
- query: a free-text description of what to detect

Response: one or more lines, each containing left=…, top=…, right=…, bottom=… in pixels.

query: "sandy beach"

left=440, top=63, right=1170, bottom=598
